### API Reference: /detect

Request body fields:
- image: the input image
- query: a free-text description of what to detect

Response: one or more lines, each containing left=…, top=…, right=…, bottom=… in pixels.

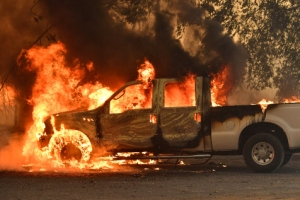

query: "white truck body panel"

left=264, top=104, right=300, bottom=149
left=211, top=113, right=263, bottom=151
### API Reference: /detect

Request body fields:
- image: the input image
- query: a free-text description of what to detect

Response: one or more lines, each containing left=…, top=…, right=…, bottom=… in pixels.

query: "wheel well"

left=238, top=122, right=289, bottom=153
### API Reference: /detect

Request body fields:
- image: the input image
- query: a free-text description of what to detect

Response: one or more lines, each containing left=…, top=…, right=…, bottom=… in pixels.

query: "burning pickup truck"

left=38, top=75, right=300, bottom=172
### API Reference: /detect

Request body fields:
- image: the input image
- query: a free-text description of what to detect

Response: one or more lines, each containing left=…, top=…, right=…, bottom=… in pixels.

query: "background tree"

left=196, top=0, right=300, bottom=99
left=101, top=0, right=300, bottom=100
left=4, top=0, right=299, bottom=102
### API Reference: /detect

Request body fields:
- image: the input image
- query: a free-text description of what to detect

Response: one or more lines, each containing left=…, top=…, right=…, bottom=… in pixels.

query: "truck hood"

left=43, top=108, right=100, bottom=132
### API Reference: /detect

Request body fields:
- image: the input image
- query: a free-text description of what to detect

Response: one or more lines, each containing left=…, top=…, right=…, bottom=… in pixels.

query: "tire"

left=48, top=129, right=93, bottom=164
left=61, top=143, right=83, bottom=161
left=243, top=133, right=284, bottom=173
left=281, top=154, right=293, bottom=167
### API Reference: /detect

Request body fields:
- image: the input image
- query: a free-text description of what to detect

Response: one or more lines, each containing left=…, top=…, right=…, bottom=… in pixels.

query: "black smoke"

left=1, top=0, right=248, bottom=130
left=37, top=0, right=246, bottom=86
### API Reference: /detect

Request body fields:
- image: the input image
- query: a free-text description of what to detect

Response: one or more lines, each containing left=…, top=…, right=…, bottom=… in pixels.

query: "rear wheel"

left=281, top=154, right=293, bottom=167
left=243, top=133, right=284, bottom=173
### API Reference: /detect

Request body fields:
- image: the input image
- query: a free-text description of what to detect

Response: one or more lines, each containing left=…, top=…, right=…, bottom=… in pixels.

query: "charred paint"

left=39, top=77, right=207, bottom=152
left=45, top=109, right=98, bottom=142
left=99, top=109, right=157, bottom=148
left=160, top=107, right=201, bottom=147
left=210, top=105, right=263, bottom=123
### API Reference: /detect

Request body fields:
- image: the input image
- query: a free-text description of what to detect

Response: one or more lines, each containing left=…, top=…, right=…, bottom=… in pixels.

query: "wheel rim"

left=252, top=142, right=275, bottom=165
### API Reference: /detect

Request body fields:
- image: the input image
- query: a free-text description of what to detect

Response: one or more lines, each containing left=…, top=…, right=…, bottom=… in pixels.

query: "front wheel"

left=243, top=133, right=284, bottom=173
left=48, top=129, right=93, bottom=164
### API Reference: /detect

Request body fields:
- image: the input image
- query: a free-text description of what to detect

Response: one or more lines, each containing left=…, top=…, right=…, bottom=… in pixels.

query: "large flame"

left=210, top=64, right=233, bottom=106
left=15, top=42, right=253, bottom=170
left=19, top=42, right=158, bottom=170
left=164, top=73, right=196, bottom=107
left=19, top=42, right=115, bottom=169
left=11, top=41, right=300, bottom=171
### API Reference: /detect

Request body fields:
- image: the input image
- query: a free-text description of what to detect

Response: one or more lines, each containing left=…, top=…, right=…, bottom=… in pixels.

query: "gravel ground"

left=0, top=126, right=299, bottom=199
left=0, top=155, right=300, bottom=200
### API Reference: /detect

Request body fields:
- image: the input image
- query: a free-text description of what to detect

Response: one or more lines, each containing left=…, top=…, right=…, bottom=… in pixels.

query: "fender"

left=210, top=105, right=264, bottom=151
left=264, top=103, right=300, bottom=149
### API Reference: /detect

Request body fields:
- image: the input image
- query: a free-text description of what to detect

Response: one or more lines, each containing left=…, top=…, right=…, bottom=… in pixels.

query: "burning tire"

left=48, top=129, right=93, bottom=164
left=60, top=143, right=83, bottom=161
left=243, top=133, right=284, bottom=173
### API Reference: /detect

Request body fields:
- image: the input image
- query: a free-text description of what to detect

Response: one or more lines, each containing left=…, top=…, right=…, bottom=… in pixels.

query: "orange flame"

left=164, top=74, right=196, bottom=107
left=137, top=60, right=155, bottom=88
left=257, top=99, right=274, bottom=113
left=16, top=42, right=260, bottom=171
left=19, top=42, right=116, bottom=169
left=283, top=96, right=300, bottom=103
left=257, top=96, right=300, bottom=112
left=18, top=42, right=160, bottom=170
left=210, top=64, right=233, bottom=106
left=109, top=60, right=155, bottom=113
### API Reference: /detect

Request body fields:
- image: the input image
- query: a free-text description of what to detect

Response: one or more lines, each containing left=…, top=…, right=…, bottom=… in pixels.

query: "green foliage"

left=103, top=0, right=159, bottom=25
left=106, top=0, right=300, bottom=98
left=197, top=0, right=300, bottom=98
left=27, top=0, right=299, bottom=99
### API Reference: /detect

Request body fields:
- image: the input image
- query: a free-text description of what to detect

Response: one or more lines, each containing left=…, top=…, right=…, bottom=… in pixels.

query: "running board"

left=113, top=154, right=212, bottom=160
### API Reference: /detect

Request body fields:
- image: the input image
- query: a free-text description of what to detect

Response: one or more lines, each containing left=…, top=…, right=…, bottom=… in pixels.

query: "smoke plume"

left=1, top=0, right=248, bottom=132
left=36, top=0, right=247, bottom=85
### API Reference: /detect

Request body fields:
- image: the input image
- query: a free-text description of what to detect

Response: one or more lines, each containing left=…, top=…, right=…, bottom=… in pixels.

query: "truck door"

left=99, top=81, right=158, bottom=149
left=158, top=77, right=203, bottom=148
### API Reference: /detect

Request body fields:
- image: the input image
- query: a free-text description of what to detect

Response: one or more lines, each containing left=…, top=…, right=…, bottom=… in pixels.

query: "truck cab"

left=98, top=76, right=210, bottom=152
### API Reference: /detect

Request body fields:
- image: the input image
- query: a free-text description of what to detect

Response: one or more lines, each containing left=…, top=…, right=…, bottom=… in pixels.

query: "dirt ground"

left=0, top=155, right=299, bottom=200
